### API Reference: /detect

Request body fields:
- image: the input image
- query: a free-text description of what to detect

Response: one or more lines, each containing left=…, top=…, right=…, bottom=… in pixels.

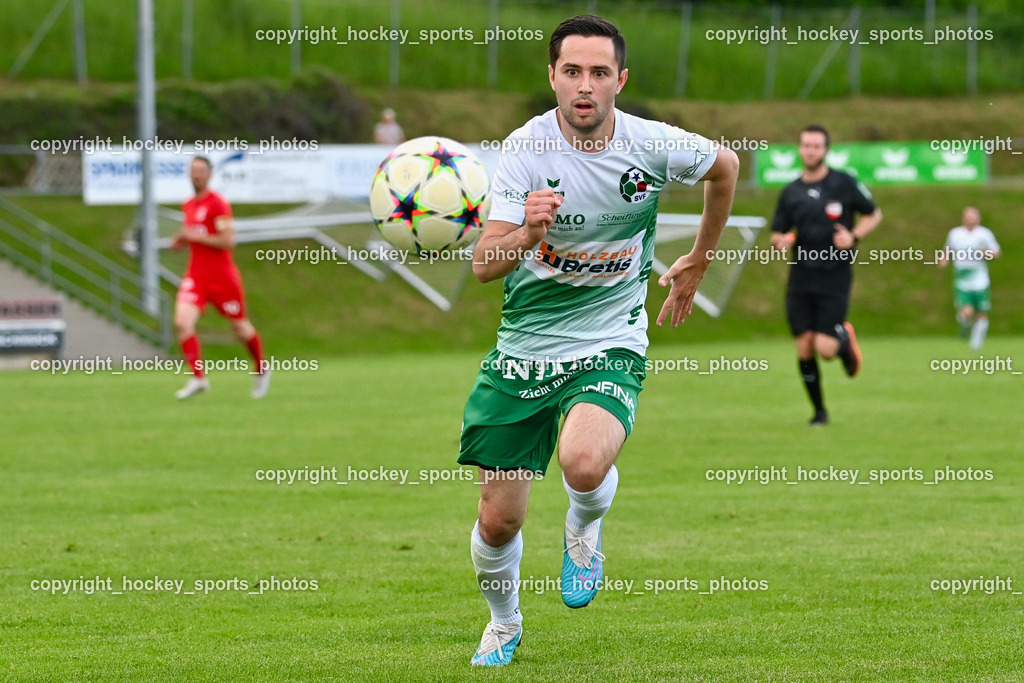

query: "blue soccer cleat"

left=561, top=520, right=605, bottom=608
left=470, top=621, right=522, bottom=666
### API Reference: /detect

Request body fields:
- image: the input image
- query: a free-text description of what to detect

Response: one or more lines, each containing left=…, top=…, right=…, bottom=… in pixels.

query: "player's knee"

left=477, top=506, right=523, bottom=547
left=561, top=452, right=607, bottom=492
left=816, top=341, right=838, bottom=359
left=174, top=318, right=194, bottom=340
left=795, top=334, right=815, bottom=359
left=231, top=319, right=254, bottom=340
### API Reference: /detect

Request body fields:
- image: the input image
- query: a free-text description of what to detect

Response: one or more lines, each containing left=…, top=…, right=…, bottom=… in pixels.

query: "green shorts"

left=954, top=286, right=991, bottom=313
left=459, top=346, right=647, bottom=475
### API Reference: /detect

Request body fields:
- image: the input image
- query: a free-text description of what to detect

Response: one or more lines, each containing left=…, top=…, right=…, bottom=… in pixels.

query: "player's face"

left=963, top=207, right=980, bottom=228
left=548, top=35, right=627, bottom=140
left=798, top=132, right=829, bottom=171
left=190, top=161, right=211, bottom=193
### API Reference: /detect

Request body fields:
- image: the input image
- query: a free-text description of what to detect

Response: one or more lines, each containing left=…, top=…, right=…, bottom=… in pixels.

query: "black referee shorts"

left=786, top=266, right=852, bottom=337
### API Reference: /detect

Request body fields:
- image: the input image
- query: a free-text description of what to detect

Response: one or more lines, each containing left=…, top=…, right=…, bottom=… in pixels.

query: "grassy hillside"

left=4, top=85, right=1021, bottom=356
left=9, top=180, right=1020, bottom=358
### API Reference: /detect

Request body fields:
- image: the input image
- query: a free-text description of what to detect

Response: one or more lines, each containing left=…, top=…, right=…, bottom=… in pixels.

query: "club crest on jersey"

left=619, top=167, right=653, bottom=203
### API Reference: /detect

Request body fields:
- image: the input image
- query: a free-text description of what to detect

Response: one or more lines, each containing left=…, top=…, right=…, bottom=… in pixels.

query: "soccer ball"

left=370, top=136, right=490, bottom=253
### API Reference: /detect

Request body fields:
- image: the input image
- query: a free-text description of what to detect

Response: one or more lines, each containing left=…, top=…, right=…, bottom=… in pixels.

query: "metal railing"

left=0, top=197, right=172, bottom=348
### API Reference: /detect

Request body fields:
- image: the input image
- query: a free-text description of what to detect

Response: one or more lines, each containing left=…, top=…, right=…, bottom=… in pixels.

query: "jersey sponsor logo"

left=554, top=213, right=586, bottom=228
left=619, top=167, right=653, bottom=203
left=546, top=177, right=565, bottom=197
left=535, top=240, right=635, bottom=277
left=500, top=188, right=530, bottom=206
left=525, top=234, right=643, bottom=286
left=580, top=380, right=636, bottom=425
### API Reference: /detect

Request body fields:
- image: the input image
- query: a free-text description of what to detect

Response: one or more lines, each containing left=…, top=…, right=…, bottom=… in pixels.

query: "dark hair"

left=549, top=15, right=626, bottom=73
left=799, top=124, right=830, bottom=148
left=193, top=156, right=213, bottom=171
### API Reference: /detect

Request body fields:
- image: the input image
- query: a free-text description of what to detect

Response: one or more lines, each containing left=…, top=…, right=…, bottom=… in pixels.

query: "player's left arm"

left=848, top=209, right=882, bottom=243
left=983, top=230, right=1001, bottom=260
left=656, top=146, right=739, bottom=328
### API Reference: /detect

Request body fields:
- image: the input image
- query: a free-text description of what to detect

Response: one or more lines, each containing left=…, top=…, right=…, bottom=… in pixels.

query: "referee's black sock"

left=799, top=358, right=825, bottom=413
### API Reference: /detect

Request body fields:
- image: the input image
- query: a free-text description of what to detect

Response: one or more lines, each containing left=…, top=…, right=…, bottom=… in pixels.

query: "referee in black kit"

left=770, top=124, right=883, bottom=425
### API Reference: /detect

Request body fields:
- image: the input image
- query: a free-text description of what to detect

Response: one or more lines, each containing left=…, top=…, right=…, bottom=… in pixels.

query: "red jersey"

left=182, top=190, right=235, bottom=278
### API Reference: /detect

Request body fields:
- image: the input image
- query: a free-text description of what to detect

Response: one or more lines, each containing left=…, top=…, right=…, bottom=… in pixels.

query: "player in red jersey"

left=171, top=156, right=270, bottom=399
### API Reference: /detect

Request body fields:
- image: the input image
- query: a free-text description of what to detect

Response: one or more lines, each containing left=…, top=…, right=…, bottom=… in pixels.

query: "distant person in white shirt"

left=373, top=108, right=405, bottom=146
left=938, top=206, right=1001, bottom=349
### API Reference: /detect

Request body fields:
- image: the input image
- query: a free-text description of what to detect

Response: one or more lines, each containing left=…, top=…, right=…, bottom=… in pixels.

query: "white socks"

left=470, top=465, right=620, bottom=623
left=970, top=317, right=989, bottom=350
left=471, top=521, right=523, bottom=624
left=563, top=464, right=619, bottom=534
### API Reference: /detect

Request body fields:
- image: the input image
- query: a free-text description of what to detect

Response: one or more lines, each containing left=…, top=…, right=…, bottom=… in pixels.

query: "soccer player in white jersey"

left=938, top=206, right=1001, bottom=349
left=457, top=15, right=739, bottom=666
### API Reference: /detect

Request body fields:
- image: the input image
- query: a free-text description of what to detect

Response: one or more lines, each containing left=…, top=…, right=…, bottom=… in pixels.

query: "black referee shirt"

left=771, top=168, right=876, bottom=272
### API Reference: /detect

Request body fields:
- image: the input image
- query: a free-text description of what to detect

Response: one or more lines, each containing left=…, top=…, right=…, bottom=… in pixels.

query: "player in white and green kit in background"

left=458, top=15, right=739, bottom=666
left=938, top=207, right=1001, bottom=350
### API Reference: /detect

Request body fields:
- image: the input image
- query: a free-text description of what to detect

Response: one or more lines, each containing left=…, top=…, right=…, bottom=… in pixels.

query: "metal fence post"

left=487, top=0, right=498, bottom=89
left=390, top=0, right=400, bottom=87
left=849, top=7, right=860, bottom=96
left=674, top=2, right=692, bottom=98
left=182, top=0, right=193, bottom=79
left=291, top=0, right=301, bottom=75
left=764, top=4, right=781, bottom=99
left=967, top=4, right=977, bottom=95
left=73, top=0, right=87, bottom=84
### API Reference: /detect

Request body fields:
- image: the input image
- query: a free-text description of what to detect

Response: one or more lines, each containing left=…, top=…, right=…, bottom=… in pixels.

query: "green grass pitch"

left=3, top=337, right=1022, bottom=681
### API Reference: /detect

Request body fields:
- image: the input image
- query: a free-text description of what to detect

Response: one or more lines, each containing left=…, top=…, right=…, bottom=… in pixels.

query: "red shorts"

left=176, top=268, right=247, bottom=320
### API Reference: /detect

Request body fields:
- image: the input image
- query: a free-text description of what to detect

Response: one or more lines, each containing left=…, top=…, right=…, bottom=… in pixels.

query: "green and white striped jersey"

left=488, top=108, right=718, bottom=360
left=945, top=225, right=1000, bottom=291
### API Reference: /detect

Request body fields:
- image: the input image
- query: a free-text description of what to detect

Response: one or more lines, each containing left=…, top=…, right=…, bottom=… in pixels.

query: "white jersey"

left=487, top=108, right=717, bottom=361
left=945, top=225, right=1000, bottom=291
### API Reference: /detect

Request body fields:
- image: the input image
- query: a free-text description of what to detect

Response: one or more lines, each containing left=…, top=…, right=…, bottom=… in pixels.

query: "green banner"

left=755, top=142, right=988, bottom=187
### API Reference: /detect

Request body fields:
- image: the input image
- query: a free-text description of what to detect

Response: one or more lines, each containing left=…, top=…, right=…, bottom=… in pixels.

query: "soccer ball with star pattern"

left=370, top=136, right=491, bottom=253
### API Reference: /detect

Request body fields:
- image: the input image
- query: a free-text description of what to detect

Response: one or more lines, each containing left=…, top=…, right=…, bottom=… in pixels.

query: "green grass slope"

left=8, top=178, right=1021, bottom=358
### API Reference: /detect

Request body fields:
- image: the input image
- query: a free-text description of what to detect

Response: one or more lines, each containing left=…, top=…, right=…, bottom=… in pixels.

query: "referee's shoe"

left=835, top=322, right=862, bottom=377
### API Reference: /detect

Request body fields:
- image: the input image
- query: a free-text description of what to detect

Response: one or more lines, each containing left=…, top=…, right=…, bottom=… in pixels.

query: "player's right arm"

left=769, top=189, right=794, bottom=250
left=472, top=190, right=562, bottom=283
